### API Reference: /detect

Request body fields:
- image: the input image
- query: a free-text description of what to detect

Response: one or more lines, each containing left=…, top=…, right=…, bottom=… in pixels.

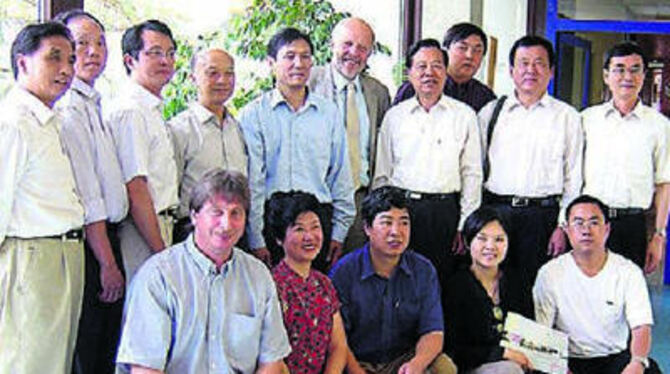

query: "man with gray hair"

left=116, top=169, right=290, bottom=374
left=309, top=17, right=391, bottom=256
left=169, top=48, right=248, bottom=243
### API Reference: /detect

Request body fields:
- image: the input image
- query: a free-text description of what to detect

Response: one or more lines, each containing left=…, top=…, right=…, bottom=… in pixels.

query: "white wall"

left=422, top=1, right=471, bottom=42
left=482, top=0, right=528, bottom=95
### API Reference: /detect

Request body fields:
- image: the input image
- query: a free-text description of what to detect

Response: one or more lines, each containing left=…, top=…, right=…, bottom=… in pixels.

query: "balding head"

left=191, top=48, right=235, bottom=109
left=331, top=17, right=375, bottom=79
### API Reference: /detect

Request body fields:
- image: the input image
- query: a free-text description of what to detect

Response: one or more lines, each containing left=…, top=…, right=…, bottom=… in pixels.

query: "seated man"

left=534, top=195, right=659, bottom=374
left=116, top=169, right=290, bottom=374
left=330, top=186, right=457, bottom=374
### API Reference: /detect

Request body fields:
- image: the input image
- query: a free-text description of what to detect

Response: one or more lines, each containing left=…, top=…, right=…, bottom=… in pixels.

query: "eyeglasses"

left=568, top=218, right=603, bottom=230
left=142, top=47, right=176, bottom=60
left=609, top=65, right=644, bottom=76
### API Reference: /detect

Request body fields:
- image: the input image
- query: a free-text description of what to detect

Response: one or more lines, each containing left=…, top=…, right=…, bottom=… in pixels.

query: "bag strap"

left=483, top=95, right=508, bottom=182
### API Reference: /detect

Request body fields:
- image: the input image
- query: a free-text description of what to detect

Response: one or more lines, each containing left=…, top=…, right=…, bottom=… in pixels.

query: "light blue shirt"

left=330, top=66, right=372, bottom=187
left=116, top=236, right=290, bottom=373
left=239, top=89, right=355, bottom=249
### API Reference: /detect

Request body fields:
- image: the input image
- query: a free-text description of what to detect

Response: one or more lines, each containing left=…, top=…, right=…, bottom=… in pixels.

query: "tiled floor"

left=650, top=285, right=669, bottom=371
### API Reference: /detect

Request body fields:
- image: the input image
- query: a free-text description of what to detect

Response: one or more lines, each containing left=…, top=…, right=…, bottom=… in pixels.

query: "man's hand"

left=644, top=234, right=664, bottom=274
left=397, top=358, right=425, bottom=374
left=503, top=348, right=533, bottom=371
left=621, top=361, right=645, bottom=374
left=547, top=226, right=567, bottom=257
left=451, top=231, right=466, bottom=255
left=99, top=263, right=125, bottom=303
left=253, top=247, right=272, bottom=267
left=328, top=240, right=344, bottom=268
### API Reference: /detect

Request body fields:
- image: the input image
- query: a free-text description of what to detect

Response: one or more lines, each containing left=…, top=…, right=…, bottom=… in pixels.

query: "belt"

left=607, top=207, right=645, bottom=219
left=158, top=206, right=178, bottom=218
left=401, top=189, right=458, bottom=201
left=44, top=228, right=84, bottom=241
left=485, top=191, right=560, bottom=208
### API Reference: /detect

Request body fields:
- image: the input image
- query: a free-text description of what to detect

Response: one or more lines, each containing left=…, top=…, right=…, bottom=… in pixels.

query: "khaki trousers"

left=119, top=214, right=173, bottom=282
left=0, top=237, right=84, bottom=374
left=360, top=351, right=458, bottom=374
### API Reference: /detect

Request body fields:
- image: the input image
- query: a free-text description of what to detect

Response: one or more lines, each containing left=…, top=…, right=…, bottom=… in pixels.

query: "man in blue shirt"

left=330, top=186, right=456, bottom=374
left=240, top=27, right=355, bottom=270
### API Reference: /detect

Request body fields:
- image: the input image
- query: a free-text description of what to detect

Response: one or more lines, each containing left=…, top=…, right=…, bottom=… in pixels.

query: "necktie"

left=346, top=82, right=361, bottom=189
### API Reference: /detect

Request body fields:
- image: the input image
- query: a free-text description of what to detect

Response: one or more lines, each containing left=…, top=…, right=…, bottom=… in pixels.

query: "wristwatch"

left=631, top=355, right=650, bottom=369
left=654, top=227, right=666, bottom=238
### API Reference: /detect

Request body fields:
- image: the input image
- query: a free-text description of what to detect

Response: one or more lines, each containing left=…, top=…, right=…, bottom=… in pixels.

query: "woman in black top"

left=444, top=206, right=534, bottom=373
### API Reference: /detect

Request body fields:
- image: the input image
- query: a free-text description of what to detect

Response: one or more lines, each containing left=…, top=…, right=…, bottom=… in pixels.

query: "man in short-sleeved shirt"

left=330, top=187, right=456, bottom=374
left=169, top=48, right=247, bottom=242
left=581, top=42, right=670, bottom=273
left=116, top=169, right=290, bottom=374
left=534, top=195, right=656, bottom=373
left=107, top=20, right=179, bottom=281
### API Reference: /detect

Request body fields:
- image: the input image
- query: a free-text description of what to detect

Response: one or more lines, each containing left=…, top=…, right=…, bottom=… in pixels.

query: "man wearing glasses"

left=534, top=195, right=658, bottom=374
left=581, top=42, right=669, bottom=274
left=108, top=19, right=179, bottom=281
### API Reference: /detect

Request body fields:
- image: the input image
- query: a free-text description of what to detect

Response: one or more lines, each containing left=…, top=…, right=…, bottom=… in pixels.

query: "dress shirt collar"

left=360, top=244, right=413, bottom=280
left=185, top=234, right=238, bottom=275
left=189, top=101, right=229, bottom=127
left=10, top=85, right=56, bottom=126
left=603, top=99, right=643, bottom=120
left=71, top=77, right=101, bottom=103
left=270, top=87, right=319, bottom=112
left=408, top=94, right=451, bottom=114
left=508, top=91, right=551, bottom=111
left=330, top=63, right=362, bottom=93
left=128, top=80, right=163, bottom=111
left=445, top=74, right=473, bottom=91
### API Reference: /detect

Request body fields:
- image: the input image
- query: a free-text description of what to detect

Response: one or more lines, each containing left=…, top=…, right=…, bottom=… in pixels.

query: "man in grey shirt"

left=169, top=48, right=247, bottom=243
left=116, top=169, right=290, bottom=374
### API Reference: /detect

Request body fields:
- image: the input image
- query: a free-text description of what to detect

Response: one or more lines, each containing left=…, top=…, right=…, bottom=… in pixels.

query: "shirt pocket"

left=226, top=312, right=262, bottom=372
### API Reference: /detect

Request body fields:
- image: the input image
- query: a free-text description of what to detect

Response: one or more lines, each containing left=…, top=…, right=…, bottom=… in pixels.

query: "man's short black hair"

left=11, top=22, right=73, bottom=79
left=121, top=19, right=175, bottom=75
left=361, top=186, right=411, bottom=228
left=462, top=206, right=511, bottom=248
left=267, top=27, right=313, bottom=60
left=54, top=9, right=105, bottom=32
left=566, top=195, right=610, bottom=224
left=264, top=191, right=325, bottom=244
left=603, top=41, right=647, bottom=71
left=442, top=22, right=487, bottom=55
left=405, top=38, right=449, bottom=70
left=509, top=35, right=555, bottom=68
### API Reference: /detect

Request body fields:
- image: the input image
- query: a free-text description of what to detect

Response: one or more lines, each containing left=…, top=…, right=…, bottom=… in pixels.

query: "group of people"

left=0, top=6, right=667, bottom=374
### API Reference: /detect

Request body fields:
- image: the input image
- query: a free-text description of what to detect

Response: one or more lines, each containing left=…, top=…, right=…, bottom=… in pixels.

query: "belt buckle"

left=407, top=192, right=422, bottom=200
left=511, top=197, right=529, bottom=207
left=608, top=208, right=618, bottom=219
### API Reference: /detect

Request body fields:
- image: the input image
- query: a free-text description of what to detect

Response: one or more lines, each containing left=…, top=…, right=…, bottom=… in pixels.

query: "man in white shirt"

left=479, top=35, right=583, bottom=292
left=108, top=19, right=179, bottom=281
left=308, top=17, right=391, bottom=257
left=55, top=10, right=128, bottom=373
left=0, top=22, right=85, bottom=373
left=374, top=38, right=482, bottom=285
left=581, top=42, right=669, bottom=274
left=534, top=195, right=658, bottom=374
left=169, top=48, right=248, bottom=243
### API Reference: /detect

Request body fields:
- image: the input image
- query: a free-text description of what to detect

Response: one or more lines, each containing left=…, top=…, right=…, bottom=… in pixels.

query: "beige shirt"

left=582, top=100, right=670, bottom=209
left=107, top=81, right=179, bottom=213
left=374, top=95, right=482, bottom=227
left=0, top=86, right=84, bottom=243
left=169, top=102, right=248, bottom=218
left=479, top=93, right=583, bottom=220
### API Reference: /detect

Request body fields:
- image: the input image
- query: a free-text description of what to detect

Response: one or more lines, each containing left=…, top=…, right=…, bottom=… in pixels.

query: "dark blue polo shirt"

left=329, top=244, right=443, bottom=364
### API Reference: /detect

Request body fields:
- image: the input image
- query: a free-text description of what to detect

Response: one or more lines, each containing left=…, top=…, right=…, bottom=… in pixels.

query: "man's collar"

left=129, top=80, right=163, bottom=110
left=604, top=99, right=642, bottom=119
left=186, top=234, right=236, bottom=275
left=360, top=244, right=412, bottom=280
left=330, top=63, right=361, bottom=92
left=409, top=94, right=449, bottom=113
left=445, top=74, right=473, bottom=89
left=270, top=87, right=318, bottom=111
left=10, top=85, right=56, bottom=126
left=189, top=101, right=225, bottom=125
left=509, top=91, right=551, bottom=111
left=71, top=77, right=101, bottom=102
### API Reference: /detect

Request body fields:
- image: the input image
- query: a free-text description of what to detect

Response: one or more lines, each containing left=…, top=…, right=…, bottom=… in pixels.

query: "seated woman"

left=265, top=191, right=348, bottom=374
left=443, top=206, right=534, bottom=374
